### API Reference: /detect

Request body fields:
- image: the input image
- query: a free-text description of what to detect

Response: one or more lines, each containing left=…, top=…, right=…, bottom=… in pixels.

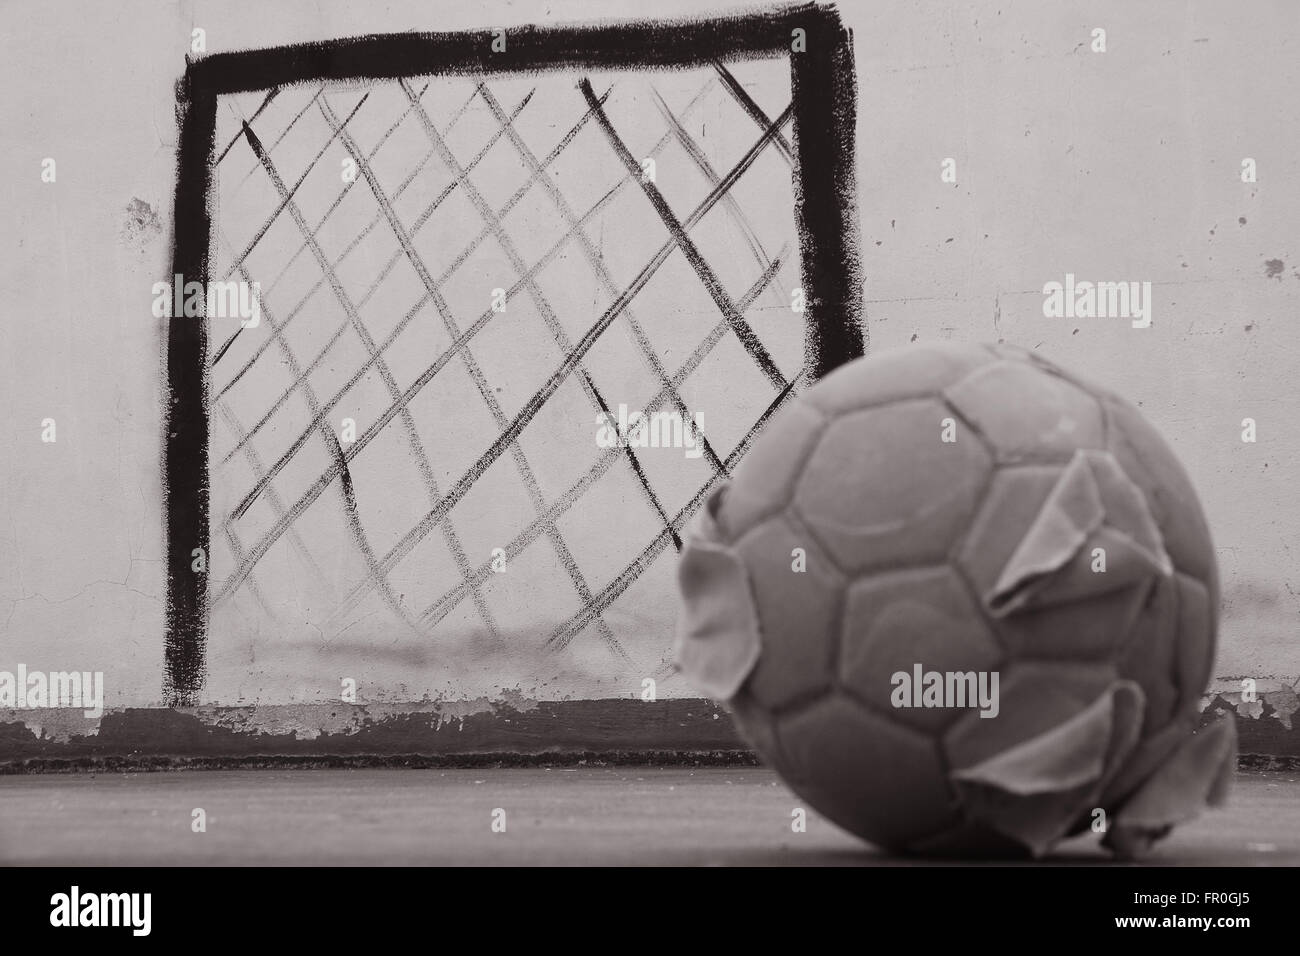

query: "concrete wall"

left=0, top=2, right=1296, bottom=729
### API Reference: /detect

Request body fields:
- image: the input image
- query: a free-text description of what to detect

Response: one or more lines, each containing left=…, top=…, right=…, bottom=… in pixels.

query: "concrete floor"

left=1, top=767, right=1297, bottom=865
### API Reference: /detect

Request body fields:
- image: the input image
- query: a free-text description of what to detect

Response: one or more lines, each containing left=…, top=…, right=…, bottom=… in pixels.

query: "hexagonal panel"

left=944, top=660, right=1118, bottom=772
left=840, top=565, right=1002, bottom=733
left=804, top=341, right=995, bottom=416
left=944, top=360, right=1105, bottom=463
left=1174, top=572, right=1214, bottom=717
left=792, top=397, right=993, bottom=575
left=956, top=464, right=1063, bottom=600
left=718, top=399, right=828, bottom=539
left=778, top=692, right=956, bottom=848
left=1117, top=575, right=1181, bottom=735
left=1103, top=394, right=1218, bottom=591
left=733, top=514, right=843, bottom=710
left=986, top=342, right=1119, bottom=403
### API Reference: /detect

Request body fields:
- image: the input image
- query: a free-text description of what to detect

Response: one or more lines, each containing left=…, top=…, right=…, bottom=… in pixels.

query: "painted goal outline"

left=164, top=3, right=863, bottom=705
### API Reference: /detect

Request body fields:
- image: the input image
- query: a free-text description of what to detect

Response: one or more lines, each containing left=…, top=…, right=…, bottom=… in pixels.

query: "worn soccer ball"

left=675, top=341, right=1235, bottom=858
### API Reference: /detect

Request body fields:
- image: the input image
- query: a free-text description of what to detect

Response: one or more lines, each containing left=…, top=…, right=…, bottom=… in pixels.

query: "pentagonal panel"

left=944, top=660, right=1117, bottom=771
left=840, top=565, right=1002, bottom=733
left=804, top=341, right=995, bottom=416
left=1174, top=572, right=1214, bottom=717
left=944, top=360, right=1105, bottom=463
left=1116, top=575, right=1181, bottom=735
left=718, top=400, right=828, bottom=539
left=733, top=514, right=843, bottom=710
left=1103, top=395, right=1218, bottom=592
left=793, top=398, right=993, bottom=575
left=778, top=692, right=956, bottom=848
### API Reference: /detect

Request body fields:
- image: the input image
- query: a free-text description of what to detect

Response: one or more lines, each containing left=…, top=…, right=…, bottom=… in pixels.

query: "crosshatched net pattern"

left=203, top=62, right=807, bottom=692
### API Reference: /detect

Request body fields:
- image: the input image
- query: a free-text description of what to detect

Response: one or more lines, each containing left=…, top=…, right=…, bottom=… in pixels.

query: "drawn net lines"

left=211, top=83, right=499, bottom=638
left=209, top=73, right=797, bottom=659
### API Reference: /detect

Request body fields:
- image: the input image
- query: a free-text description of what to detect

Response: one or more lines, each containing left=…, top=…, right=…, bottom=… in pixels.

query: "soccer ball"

left=675, top=342, right=1235, bottom=857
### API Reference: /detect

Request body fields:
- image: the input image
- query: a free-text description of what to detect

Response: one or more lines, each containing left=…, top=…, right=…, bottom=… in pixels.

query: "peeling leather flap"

left=988, top=450, right=1173, bottom=617
left=950, top=680, right=1145, bottom=856
left=673, top=484, right=762, bottom=701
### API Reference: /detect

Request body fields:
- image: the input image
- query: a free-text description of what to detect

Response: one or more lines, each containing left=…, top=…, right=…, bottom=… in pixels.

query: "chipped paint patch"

left=205, top=704, right=382, bottom=741
left=1238, top=699, right=1266, bottom=719
left=200, top=699, right=540, bottom=740
left=1207, top=676, right=1300, bottom=727
left=1203, top=678, right=1300, bottom=760
left=1265, top=686, right=1300, bottom=730
left=0, top=708, right=103, bottom=743
left=1, top=692, right=548, bottom=744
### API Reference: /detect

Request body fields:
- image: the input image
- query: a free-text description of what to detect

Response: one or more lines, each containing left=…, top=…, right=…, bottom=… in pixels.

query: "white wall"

left=0, top=0, right=1295, bottom=709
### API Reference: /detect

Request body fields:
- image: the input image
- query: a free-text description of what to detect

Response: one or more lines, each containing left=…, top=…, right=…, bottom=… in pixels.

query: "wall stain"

left=120, top=197, right=162, bottom=250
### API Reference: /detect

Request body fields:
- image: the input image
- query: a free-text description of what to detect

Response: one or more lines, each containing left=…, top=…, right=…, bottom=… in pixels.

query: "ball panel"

left=733, top=514, right=844, bottom=710
left=729, top=686, right=791, bottom=771
left=988, top=342, right=1123, bottom=404
left=1174, top=572, right=1214, bottom=715
left=805, top=341, right=995, bottom=416
left=995, top=584, right=1150, bottom=661
left=1116, top=575, right=1181, bottom=735
left=958, top=451, right=1171, bottom=660
left=718, top=400, right=828, bottom=540
left=944, top=661, right=1117, bottom=771
left=1103, top=395, right=1218, bottom=591
left=944, top=360, right=1106, bottom=464
left=909, top=819, right=1032, bottom=858
left=793, top=398, right=993, bottom=575
left=1097, top=717, right=1193, bottom=809
left=839, top=566, right=1002, bottom=733
left=955, top=464, right=1063, bottom=604
left=778, top=693, right=957, bottom=847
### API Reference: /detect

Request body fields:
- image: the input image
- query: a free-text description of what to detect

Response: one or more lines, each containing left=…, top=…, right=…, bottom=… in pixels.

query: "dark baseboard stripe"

left=0, top=694, right=1294, bottom=773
